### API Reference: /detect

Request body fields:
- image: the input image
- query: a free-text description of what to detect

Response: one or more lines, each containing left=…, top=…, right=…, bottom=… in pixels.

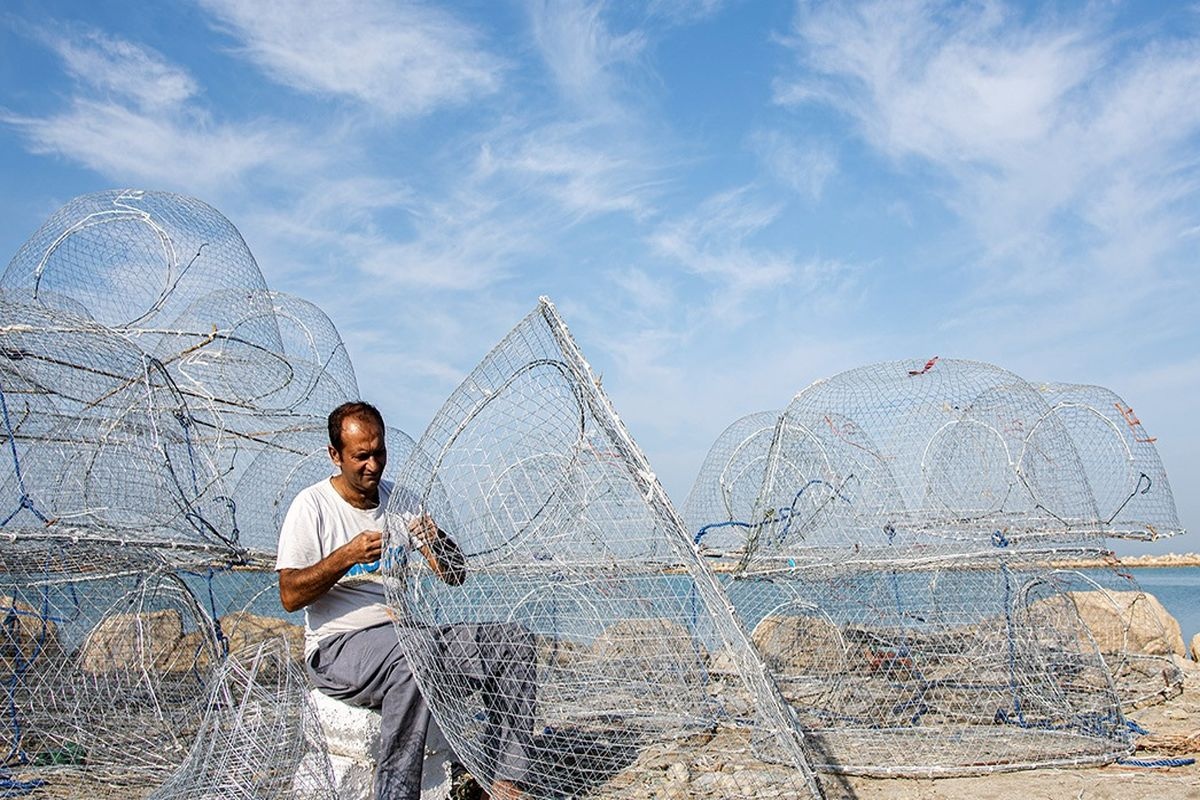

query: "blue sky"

left=1, top=0, right=1197, bottom=554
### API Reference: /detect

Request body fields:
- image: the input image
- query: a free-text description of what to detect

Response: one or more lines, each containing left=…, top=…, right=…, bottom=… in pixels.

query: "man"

left=276, top=401, right=531, bottom=800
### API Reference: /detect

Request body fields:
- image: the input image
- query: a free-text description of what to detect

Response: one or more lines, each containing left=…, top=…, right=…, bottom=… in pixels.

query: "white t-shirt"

left=275, top=477, right=414, bottom=660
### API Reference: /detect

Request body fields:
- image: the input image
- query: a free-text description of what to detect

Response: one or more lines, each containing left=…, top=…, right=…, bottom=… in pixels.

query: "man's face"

left=330, top=416, right=387, bottom=497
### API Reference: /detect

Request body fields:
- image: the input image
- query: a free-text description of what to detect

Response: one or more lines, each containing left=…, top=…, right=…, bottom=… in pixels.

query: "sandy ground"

left=11, top=656, right=1199, bottom=799
left=828, top=657, right=1200, bottom=800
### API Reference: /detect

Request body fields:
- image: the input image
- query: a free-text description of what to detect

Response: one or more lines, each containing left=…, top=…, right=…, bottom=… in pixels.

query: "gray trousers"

left=308, top=622, right=535, bottom=800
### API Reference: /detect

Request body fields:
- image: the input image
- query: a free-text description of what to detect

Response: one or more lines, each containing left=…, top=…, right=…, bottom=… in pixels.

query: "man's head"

left=327, top=401, right=387, bottom=499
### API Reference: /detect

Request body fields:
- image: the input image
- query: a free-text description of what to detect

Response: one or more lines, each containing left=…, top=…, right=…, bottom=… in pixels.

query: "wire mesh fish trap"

left=383, top=298, right=826, bottom=799
left=0, top=190, right=359, bottom=796
left=149, top=639, right=336, bottom=800
left=1033, top=383, right=1183, bottom=541
left=0, top=296, right=239, bottom=552
left=1043, top=566, right=1184, bottom=710
left=1, top=189, right=365, bottom=559
left=1, top=189, right=268, bottom=338
left=0, top=539, right=220, bottom=787
left=683, top=358, right=1139, bottom=776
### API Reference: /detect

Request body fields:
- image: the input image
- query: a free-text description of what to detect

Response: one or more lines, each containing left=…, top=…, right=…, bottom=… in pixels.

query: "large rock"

left=80, top=608, right=187, bottom=674
left=1069, top=590, right=1185, bottom=657
left=221, top=610, right=305, bottom=664
left=0, top=594, right=59, bottom=674
left=589, top=618, right=707, bottom=684
left=750, top=614, right=844, bottom=674
left=1191, top=633, right=1200, bottom=662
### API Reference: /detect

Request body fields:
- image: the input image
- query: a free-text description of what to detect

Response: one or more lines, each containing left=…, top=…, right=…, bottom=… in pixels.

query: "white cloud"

left=3, top=101, right=281, bottom=190
left=528, top=0, right=647, bottom=115
left=648, top=186, right=855, bottom=322
left=483, top=121, right=662, bottom=220
left=43, top=28, right=199, bottom=110
left=646, top=0, right=729, bottom=24
left=775, top=0, right=1200, bottom=321
left=199, top=0, right=503, bottom=118
left=1, top=27, right=303, bottom=191
left=748, top=128, right=837, bottom=200
left=610, top=267, right=676, bottom=314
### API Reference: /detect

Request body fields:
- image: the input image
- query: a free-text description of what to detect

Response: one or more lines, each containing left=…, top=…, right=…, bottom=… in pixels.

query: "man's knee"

left=478, top=622, right=535, bottom=659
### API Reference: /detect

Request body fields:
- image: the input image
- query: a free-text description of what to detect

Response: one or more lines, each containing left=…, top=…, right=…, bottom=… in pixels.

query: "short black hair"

left=328, top=401, right=385, bottom=452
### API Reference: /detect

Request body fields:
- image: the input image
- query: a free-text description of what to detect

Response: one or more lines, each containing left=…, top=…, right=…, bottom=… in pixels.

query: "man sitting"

left=276, top=401, right=532, bottom=800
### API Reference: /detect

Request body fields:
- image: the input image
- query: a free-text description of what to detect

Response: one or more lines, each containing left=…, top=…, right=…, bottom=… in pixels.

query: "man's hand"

left=409, top=514, right=467, bottom=586
left=345, top=530, right=384, bottom=565
left=278, top=529, right=385, bottom=612
left=407, top=515, right=438, bottom=549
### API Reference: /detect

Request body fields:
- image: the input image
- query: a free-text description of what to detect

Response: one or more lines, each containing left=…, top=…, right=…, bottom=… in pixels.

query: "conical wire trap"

left=382, top=298, right=827, bottom=799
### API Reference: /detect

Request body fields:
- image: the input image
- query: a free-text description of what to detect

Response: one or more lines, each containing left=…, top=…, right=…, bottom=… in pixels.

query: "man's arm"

left=409, top=515, right=467, bottom=587
left=278, top=530, right=382, bottom=612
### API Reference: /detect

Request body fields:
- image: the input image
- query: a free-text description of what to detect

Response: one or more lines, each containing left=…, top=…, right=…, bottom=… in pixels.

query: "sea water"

left=167, top=563, right=1200, bottom=649
left=1125, top=566, right=1200, bottom=644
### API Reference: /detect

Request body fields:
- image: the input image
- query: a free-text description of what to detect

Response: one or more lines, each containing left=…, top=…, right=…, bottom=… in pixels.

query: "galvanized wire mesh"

left=682, top=358, right=1155, bottom=776
left=149, top=639, right=336, bottom=800
left=1045, top=566, right=1184, bottom=710
left=1033, top=383, right=1182, bottom=541
left=0, top=540, right=218, bottom=784
left=382, top=298, right=826, bottom=799
left=0, top=190, right=356, bottom=796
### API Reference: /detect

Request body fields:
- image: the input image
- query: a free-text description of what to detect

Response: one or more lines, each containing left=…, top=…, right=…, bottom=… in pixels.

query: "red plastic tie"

left=908, top=356, right=939, bottom=376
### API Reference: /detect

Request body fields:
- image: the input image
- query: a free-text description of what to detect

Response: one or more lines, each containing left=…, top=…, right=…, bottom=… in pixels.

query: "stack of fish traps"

left=681, top=359, right=1184, bottom=776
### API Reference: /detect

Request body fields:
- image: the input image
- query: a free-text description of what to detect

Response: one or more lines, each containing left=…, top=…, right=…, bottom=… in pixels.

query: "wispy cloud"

left=44, top=27, right=199, bottom=110
left=775, top=0, right=1200, bottom=324
left=0, top=26, right=302, bottom=191
left=647, top=186, right=857, bottom=326
left=481, top=120, right=663, bottom=220
left=199, top=0, right=503, bottom=118
left=528, top=0, right=648, bottom=116
left=652, top=188, right=788, bottom=284
left=748, top=128, right=837, bottom=200
left=646, top=0, right=730, bottom=25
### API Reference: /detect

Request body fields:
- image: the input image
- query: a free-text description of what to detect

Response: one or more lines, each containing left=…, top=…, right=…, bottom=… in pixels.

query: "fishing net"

left=682, top=358, right=1141, bottom=776
left=382, top=298, right=826, bottom=799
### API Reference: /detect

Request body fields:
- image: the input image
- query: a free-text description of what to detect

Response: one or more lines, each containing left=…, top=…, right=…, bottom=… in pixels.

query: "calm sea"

left=1125, top=566, right=1200, bottom=645
left=185, top=564, right=1200, bottom=650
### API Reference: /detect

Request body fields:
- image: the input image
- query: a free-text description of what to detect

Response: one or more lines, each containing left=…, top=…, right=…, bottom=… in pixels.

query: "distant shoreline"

left=1053, top=552, right=1200, bottom=569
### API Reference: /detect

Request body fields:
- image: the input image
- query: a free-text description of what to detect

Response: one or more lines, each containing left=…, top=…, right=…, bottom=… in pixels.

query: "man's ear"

left=328, top=444, right=340, bottom=468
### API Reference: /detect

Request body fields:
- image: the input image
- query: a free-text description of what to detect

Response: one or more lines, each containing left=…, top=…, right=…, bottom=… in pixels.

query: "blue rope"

left=1117, top=757, right=1196, bottom=768
left=693, top=519, right=750, bottom=545
left=0, top=383, right=48, bottom=527
left=182, top=567, right=229, bottom=657
left=173, top=409, right=200, bottom=495
left=0, top=769, right=45, bottom=797
left=693, top=479, right=853, bottom=546
left=999, top=562, right=1026, bottom=725
left=1126, top=719, right=1151, bottom=736
left=214, top=495, right=239, bottom=545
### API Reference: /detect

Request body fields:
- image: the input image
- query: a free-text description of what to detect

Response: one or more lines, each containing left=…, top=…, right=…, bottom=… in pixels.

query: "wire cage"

left=0, top=540, right=218, bottom=784
left=1043, top=566, right=1184, bottom=710
left=382, top=298, right=826, bottom=799
left=1032, top=383, right=1183, bottom=541
left=0, top=190, right=356, bottom=796
left=682, top=358, right=1146, bottom=776
left=149, top=639, right=337, bottom=800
